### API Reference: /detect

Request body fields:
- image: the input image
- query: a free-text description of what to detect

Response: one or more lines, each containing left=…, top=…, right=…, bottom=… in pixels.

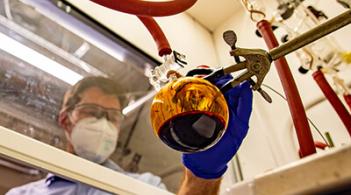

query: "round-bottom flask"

left=150, top=77, right=229, bottom=153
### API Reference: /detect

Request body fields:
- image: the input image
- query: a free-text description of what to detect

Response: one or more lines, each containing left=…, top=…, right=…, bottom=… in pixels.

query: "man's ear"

left=58, top=111, right=71, bottom=132
left=59, top=111, right=75, bottom=153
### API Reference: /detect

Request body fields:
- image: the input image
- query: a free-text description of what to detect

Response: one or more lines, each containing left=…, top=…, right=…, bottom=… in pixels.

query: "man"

left=7, top=75, right=252, bottom=195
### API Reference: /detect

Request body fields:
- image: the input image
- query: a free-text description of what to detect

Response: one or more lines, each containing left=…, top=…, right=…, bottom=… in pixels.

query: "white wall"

left=66, top=0, right=219, bottom=72
left=67, top=0, right=351, bottom=191
left=213, top=0, right=351, bottom=181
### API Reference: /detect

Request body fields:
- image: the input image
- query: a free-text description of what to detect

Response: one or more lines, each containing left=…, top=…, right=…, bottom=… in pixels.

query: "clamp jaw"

left=204, top=30, right=272, bottom=103
left=228, top=48, right=271, bottom=91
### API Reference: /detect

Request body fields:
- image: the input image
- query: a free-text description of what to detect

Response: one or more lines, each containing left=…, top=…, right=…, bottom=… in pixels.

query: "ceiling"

left=186, top=0, right=243, bottom=32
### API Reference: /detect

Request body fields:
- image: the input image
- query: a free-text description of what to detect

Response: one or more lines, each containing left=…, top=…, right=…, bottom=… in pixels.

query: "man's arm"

left=178, top=77, right=253, bottom=195
left=178, top=169, right=221, bottom=195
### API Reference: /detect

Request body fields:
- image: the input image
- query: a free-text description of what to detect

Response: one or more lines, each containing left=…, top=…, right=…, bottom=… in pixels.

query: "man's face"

left=65, top=86, right=122, bottom=136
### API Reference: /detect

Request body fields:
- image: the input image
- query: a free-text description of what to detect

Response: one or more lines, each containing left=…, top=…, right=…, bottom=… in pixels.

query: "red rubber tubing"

left=344, top=94, right=351, bottom=111
left=91, top=0, right=197, bottom=17
left=314, top=141, right=328, bottom=150
left=313, top=70, right=351, bottom=137
left=90, top=0, right=182, bottom=57
left=138, top=16, right=172, bottom=56
left=257, top=20, right=316, bottom=157
left=298, top=141, right=328, bottom=158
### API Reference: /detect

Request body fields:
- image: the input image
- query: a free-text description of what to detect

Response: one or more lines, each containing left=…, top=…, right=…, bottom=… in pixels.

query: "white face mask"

left=70, top=117, right=119, bottom=164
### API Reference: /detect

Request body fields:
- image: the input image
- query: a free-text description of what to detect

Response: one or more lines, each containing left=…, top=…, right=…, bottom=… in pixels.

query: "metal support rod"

left=325, top=132, right=335, bottom=148
left=269, top=9, right=351, bottom=61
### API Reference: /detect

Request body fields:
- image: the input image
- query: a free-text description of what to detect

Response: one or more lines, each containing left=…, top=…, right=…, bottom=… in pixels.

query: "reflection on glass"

left=0, top=0, right=180, bottom=193
left=0, top=32, right=83, bottom=85
left=0, top=157, right=46, bottom=195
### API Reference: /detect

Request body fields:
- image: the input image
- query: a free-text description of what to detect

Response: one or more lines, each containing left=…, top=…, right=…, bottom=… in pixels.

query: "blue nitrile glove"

left=182, top=74, right=253, bottom=179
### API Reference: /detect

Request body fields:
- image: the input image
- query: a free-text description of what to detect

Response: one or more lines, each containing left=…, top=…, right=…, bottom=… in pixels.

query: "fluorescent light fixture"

left=0, top=32, right=83, bottom=85
left=122, top=90, right=157, bottom=116
left=22, top=0, right=126, bottom=62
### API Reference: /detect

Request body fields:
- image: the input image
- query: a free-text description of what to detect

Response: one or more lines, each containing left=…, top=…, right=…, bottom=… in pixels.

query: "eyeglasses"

left=70, top=103, right=124, bottom=124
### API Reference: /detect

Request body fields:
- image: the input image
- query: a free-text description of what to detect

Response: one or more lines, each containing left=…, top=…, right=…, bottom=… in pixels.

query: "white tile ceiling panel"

left=186, top=0, right=242, bottom=31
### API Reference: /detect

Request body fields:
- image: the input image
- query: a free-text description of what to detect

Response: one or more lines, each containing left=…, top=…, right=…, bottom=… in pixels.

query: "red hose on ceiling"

left=91, top=0, right=197, bottom=17
left=138, top=16, right=172, bottom=57
left=257, top=20, right=316, bottom=158
left=313, top=70, right=351, bottom=137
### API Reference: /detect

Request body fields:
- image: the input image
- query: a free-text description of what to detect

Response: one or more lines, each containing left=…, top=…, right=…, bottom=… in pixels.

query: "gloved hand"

left=182, top=74, right=253, bottom=179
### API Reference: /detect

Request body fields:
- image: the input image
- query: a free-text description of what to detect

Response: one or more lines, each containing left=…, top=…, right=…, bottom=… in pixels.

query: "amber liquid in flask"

left=157, top=111, right=226, bottom=153
left=151, top=77, right=229, bottom=153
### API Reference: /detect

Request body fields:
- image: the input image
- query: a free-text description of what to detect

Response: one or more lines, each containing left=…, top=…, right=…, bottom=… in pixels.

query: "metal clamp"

left=205, top=31, right=272, bottom=103
left=204, top=9, right=351, bottom=103
left=227, top=48, right=271, bottom=91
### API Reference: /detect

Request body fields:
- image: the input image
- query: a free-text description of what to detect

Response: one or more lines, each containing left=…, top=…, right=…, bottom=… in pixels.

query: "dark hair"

left=61, top=76, right=124, bottom=112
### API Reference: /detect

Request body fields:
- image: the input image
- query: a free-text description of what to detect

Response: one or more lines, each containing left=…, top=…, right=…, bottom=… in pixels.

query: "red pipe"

left=138, top=16, right=172, bottom=57
left=344, top=94, right=351, bottom=111
left=313, top=70, right=351, bottom=136
left=91, top=0, right=197, bottom=17
left=257, top=20, right=316, bottom=157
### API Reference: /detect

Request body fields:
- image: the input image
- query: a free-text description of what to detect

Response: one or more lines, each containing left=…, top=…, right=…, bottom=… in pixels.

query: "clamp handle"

left=223, top=30, right=272, bottom=103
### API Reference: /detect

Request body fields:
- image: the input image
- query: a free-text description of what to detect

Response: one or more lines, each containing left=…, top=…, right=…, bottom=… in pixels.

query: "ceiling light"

left=122, top=90, right=157, bottom=116
left=0, top=32, right=83, bottom=85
